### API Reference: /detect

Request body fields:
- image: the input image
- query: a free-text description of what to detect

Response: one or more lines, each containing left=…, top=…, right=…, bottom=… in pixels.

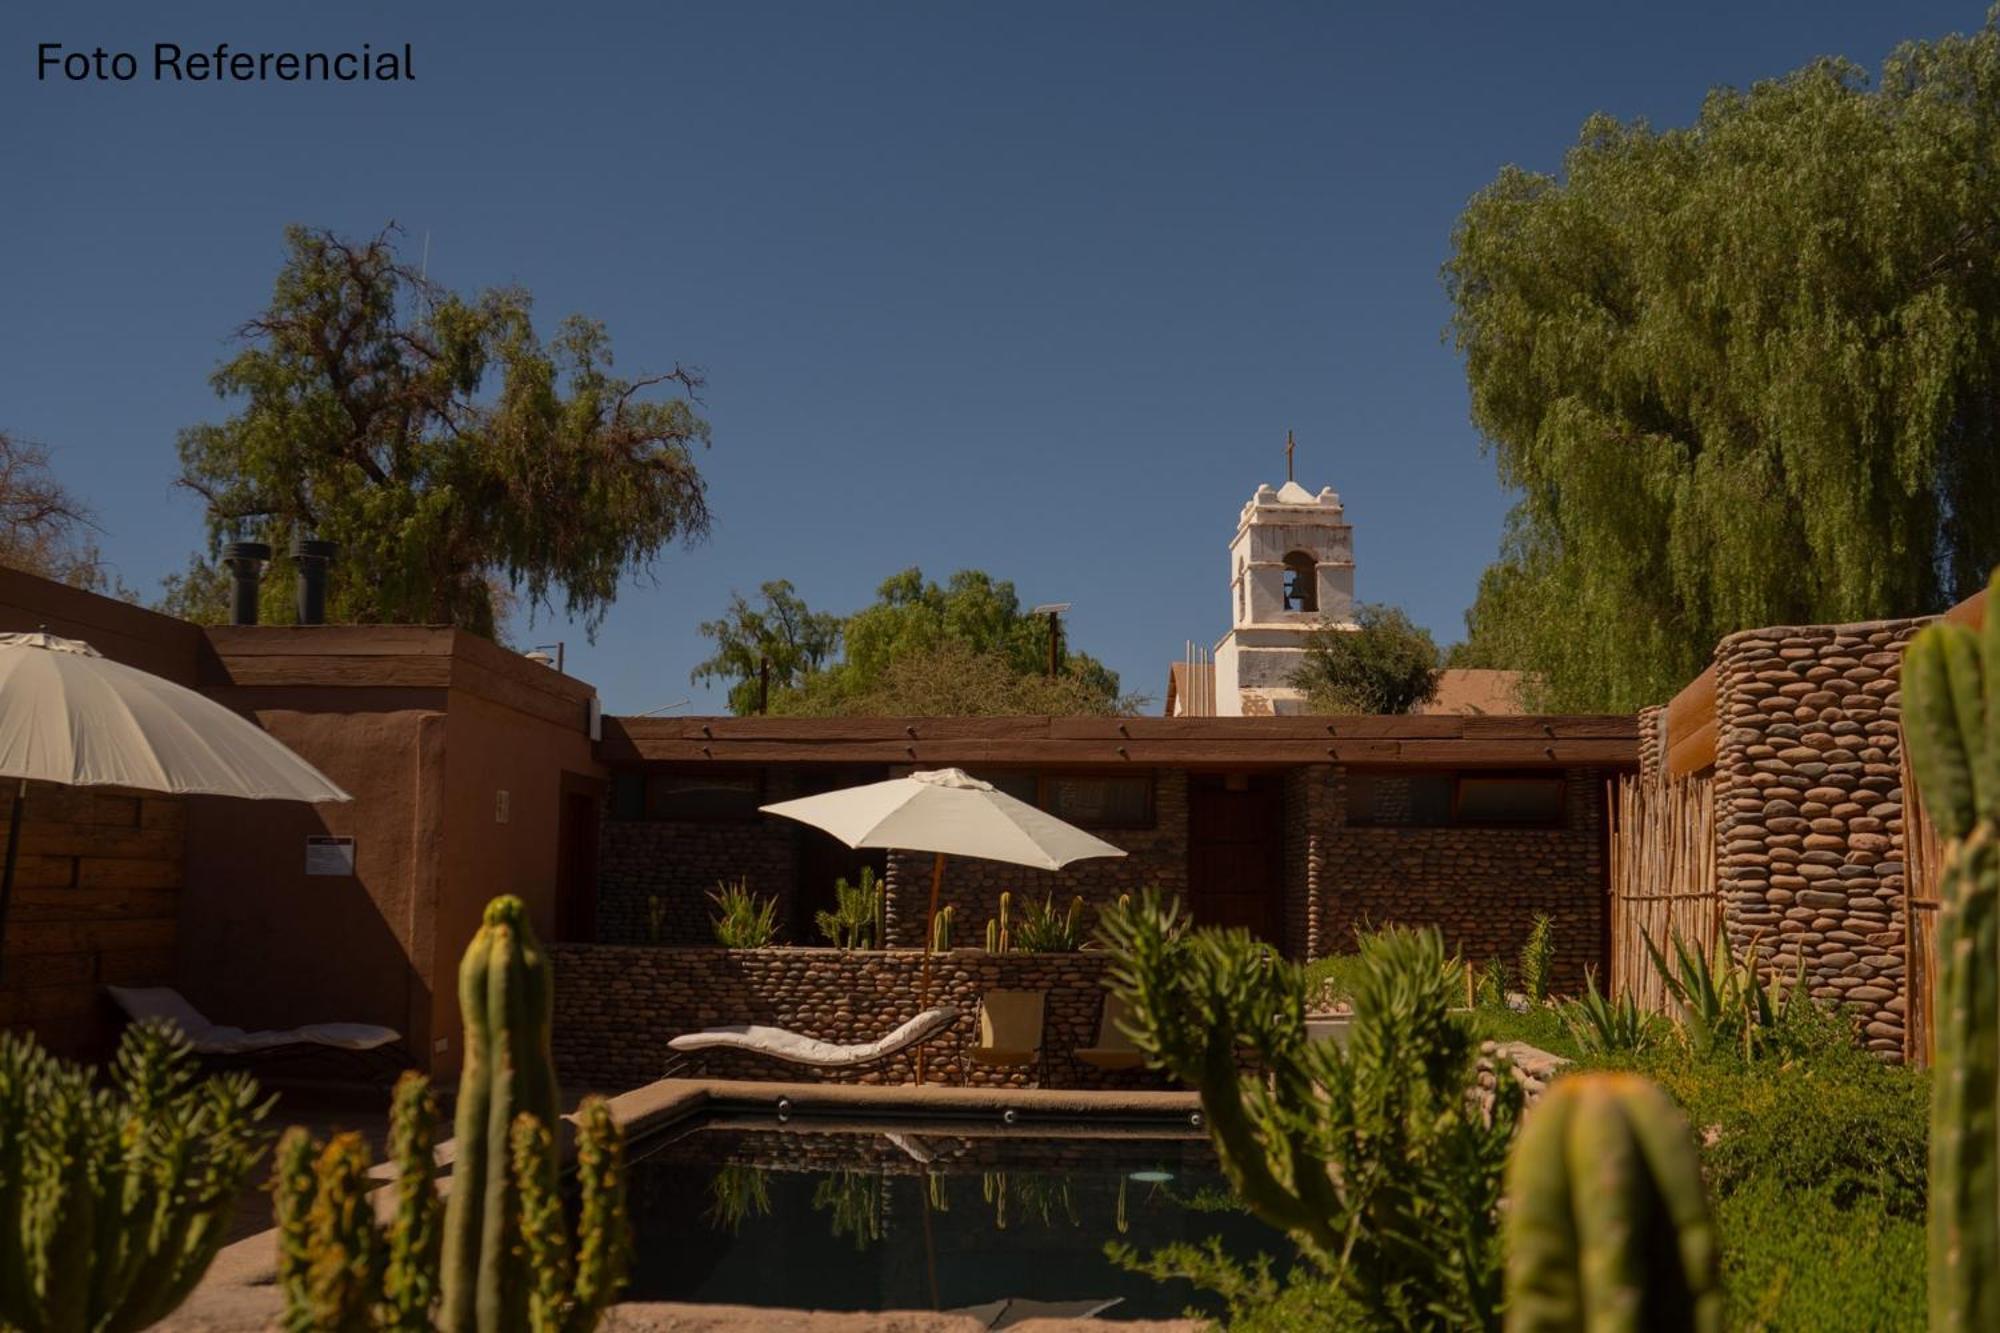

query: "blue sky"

left=1, top=2, right=1981, bottom=712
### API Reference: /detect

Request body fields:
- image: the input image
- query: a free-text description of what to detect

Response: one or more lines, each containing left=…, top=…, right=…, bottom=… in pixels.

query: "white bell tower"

left=1211, top=433, right=1355, bottom=715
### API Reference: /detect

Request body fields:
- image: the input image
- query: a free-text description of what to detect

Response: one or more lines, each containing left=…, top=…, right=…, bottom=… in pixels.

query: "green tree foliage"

left=0, top=432, right=127, bottom=596
left=1290, top=603, right=1440, bottom=714
left=172, top=225, right=711, bottom=636
left=1446, top=22, right=2000, bottom=710
left=690, top=580, right=842, bottom=714
left=703, top=567, right=1127, bottom=715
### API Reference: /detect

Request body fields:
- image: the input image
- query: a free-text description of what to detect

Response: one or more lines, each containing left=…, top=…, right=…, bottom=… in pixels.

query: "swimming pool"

left=621, top=1106, right=1293, bottom=1320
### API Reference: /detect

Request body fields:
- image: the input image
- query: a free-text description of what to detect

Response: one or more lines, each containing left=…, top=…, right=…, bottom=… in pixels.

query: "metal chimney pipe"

left=219, top=541, right=271, bottom=626
left=291, top=537, right=337, bottom=626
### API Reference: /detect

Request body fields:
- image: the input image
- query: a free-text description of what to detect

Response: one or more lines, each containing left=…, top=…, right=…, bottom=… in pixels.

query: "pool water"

left=622, top=1115, right=1294, bottom=1320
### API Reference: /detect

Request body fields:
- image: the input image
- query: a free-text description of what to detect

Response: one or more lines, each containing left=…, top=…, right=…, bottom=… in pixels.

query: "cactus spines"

left=1904, top=608, right=2000, bottom=1332
left=444, top=894, right=561, bottom=1333
left=382, top=1073, right=444, bottom=1329
left=511, top=1099, right=629, bottom=1333
left=301, top=1133, right=385, bottom=1333
left=984, top=917, right=999, bottom=952
left=0, top=1021, right=272, bottom=1333
left=1503, top=1072, right=1721, bottom=1333
left=931, top=905, right=955, bottom=952
left=998, top=891, right=1012, bottom=953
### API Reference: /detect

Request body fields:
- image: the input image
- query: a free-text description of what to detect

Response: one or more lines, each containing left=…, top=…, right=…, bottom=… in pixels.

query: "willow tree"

left=1446, top=20, right=2000, bottom=710
left=171, top=225, right=711, bottom=635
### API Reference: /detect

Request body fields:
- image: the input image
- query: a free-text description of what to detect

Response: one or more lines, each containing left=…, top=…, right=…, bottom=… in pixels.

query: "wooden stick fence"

left=1607, top=774, right=1719, bottom=1014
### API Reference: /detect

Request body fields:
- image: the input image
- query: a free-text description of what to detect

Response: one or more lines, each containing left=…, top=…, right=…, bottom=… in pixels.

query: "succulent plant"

left=0, top=1019, right=272, bottom=1333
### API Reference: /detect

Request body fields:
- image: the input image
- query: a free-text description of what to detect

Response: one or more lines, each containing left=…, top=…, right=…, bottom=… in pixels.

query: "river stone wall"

left=1311, top=766, right=1608, bottom=993
left=549, top=944, right=1169, bottom=1094
left=1712, top=617, right=1926, bottom=1058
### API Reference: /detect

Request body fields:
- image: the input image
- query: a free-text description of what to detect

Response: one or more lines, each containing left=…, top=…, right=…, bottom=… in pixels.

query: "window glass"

left=1345, top=773, right=1461, bottom=827
left=980, top=771, right=1041, bottom=806
left=1046, top=775, right=1153, bottom=827
left=1456, top=775, right=1565, bottom=827
left=644, top=772, right=763, bottom=821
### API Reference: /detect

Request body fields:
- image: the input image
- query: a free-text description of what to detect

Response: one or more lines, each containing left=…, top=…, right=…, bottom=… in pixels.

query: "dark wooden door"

left=555, top=789, right=600, bottom=943
left=1186, top=773, right=1283, bottom=942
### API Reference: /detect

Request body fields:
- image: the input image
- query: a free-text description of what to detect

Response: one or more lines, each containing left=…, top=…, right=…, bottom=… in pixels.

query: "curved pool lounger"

left=668, top=1005, right=959, bottom=1069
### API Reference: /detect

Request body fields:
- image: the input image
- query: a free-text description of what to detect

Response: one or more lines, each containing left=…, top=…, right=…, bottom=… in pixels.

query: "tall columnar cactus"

left=1902, top=606, right=2000, bottom=1331
left=1503, top=1073, right=1722, bottom=1333
left=275, top=896, right=629, bottom=1333
left=444, top=895, right=563, bottom=1332
left=931, top=905, right=955, bottom=952
left=0, top=1019, right=272, bottom=1333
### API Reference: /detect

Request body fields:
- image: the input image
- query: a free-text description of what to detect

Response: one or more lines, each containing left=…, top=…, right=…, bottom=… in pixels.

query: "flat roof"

left=600, top=713, right=1638, bottom=768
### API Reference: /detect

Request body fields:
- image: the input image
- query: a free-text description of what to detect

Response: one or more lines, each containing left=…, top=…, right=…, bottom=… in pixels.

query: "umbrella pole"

left=0, top=780, right=23, bottom=985
left=916, top=852, right=946, bottom=1084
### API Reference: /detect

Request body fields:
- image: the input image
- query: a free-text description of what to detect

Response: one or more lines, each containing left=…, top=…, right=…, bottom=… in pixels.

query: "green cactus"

left=511, top=1099, right=629, bottom=1333
left=1503, top=1072, right=1722, bottom=1333
left=931, top=904, right=955, bottom=952
left=999, top=890, right=1012, bottom=953
left=815, top=869, right=880, bottom=949
left=0, top=1019, right=273, bottom=1333
left=1902, top=609, right=2000, bottom=1331
left=275, top=897, right=629, bottom=1333
left=381, top=1074, right=445, bottom=1330
left=1098, top=891, right=1519, bottom=1328
left=1519, top=914, right=1556, bottom=1004
left=443, top=895, right=563, bottom=1332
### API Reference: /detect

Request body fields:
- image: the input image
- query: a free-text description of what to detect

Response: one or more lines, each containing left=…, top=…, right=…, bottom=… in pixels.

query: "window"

left=642, top=772, right=764, bottom=821
left=1456, top=775, right=1565, bottom=827
left=1045, top=775, right=1154, bottom=828
left=1345, top=771, right=1564, bottom=829
left=970, top=770, right=1156, bottom=829
left=1282, top=551, right=1318, bottom=613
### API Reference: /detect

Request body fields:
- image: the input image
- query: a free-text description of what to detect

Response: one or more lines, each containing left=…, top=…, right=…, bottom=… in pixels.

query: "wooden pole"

left=915, top=852, right=947, bottom=1083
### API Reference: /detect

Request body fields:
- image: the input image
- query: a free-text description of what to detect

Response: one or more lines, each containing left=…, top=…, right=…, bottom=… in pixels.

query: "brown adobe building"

left=1, top=563, right=1636, bottom=1069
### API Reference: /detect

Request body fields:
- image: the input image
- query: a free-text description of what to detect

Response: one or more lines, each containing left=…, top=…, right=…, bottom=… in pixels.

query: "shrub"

left=1301, top=953, right=1367, bottom=1012
left=1099, top=895, right=1516, bottom=1329
left=711, top=878, right=780, bottom=947
left=1559, top=970, right=1661, bottom=1056
left=1474, top=957, right=1511, bottom=1009
left=1011, top=893, right=1087, bottom=952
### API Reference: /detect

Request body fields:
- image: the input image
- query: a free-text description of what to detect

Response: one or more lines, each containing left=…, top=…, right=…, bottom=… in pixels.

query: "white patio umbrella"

left=760, top=767, right=1126, bottom=1078
left=0, top=631, right=352, bottom=979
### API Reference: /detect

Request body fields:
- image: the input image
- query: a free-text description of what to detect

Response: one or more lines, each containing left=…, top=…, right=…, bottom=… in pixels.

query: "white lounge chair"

left=666, top=1005, right=959, bottom=1072
left=106, top=984, right=402, bottom=1065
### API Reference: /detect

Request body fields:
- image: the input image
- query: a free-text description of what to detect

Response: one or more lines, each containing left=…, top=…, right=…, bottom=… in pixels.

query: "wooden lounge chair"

left=106, top=984, right=405, bottom=1084
left=1073, top=991, right=1145, bottom=1072
left=665, top=1005, right=959, bottom=1075
left=962, top=989, right=1046, bottom=1085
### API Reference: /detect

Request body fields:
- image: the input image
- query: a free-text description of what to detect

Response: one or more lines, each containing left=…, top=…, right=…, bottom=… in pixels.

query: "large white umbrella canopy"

left=0, top=631, right=351, bottom=979
left=761, top=767, right=1126, bottom=1081
left=760, top=767, right=1126, bottom=870
left=0, top=632, right=353, bottom=800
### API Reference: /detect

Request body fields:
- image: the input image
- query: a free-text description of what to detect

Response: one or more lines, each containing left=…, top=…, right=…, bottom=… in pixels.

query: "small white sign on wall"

left=305, top=835, right=356, bottom=877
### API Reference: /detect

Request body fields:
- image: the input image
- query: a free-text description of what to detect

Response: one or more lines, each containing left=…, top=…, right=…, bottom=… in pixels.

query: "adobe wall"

left=431, top=685, right=601, bottom=1073
left=548, top=944, right=1159, bottom=1094
left=180, top=695, right=446, bottom=1060
left=1309, top=765, right=1608, bottom=992
left=878, top=772, right=1191, bottom=950
left=1710, top=619, right=1924, bottom=1058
